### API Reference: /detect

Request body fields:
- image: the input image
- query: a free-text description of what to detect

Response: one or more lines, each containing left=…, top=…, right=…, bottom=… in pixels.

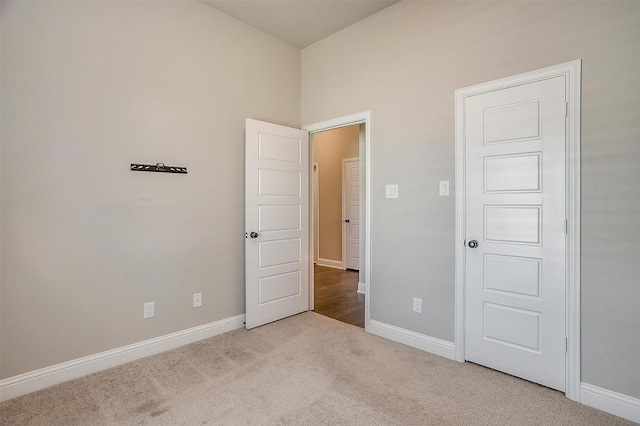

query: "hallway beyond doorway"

left=313, top=264, right=364, bottom=328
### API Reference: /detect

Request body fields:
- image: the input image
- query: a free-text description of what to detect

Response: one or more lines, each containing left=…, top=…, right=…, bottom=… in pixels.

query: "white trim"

left=304, top=111, right=369, bottom=134
left=369, top=320, right=455, bottom=360
left=317, top=258, right=344, bottom=269
left=581, top=383, right=640, bottom=423
left=313, top=162, right=320, bottom=265
left=304, top=111, right=372, bottom=332
left=0, top=314, right=245, bottom=403
left=341, top=158, right=347, bottom=269
left=565, top=60, right=582, bottom=402
left=357, top=282, right=366, bottom=295
left=309, top=142, right=316, bottom=311
left=342, top=157, right=358, bottom=270
left=454, top=60, right=582, bottom=399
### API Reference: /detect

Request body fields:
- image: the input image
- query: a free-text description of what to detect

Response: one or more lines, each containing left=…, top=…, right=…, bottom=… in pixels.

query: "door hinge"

left=564, top=219, right=568, bottom=235
left=566, top=337, right=568, bottom=352
left=565, top=103, right=568, bottom=118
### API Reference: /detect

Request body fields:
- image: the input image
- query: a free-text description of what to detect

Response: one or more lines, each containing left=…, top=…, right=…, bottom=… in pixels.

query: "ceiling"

left=200, top=0, right=400, bottom=48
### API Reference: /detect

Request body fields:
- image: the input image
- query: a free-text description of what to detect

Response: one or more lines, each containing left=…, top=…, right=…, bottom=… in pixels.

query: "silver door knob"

left=468, top=240, right=479, bottom=249
left=250, top=232, right=259, bottom=239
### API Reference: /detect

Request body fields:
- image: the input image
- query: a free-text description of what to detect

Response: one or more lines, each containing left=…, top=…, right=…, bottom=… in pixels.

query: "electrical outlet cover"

left=412, top=297, right=422, bottom=314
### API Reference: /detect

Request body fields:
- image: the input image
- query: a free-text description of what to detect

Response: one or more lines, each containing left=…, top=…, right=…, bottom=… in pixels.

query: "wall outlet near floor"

left=143, top=302, right=155, bottom=319
left=413, top=297, right=423, bottom=314
left=193, top=293, right=202, bottom=308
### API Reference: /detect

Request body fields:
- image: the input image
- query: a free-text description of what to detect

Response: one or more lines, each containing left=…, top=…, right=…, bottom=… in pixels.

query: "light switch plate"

left=143, top=302, right=154, bottom=319
left=386, top=184, right=399, bottom=198
left=439, top=180, right=450, bottom=196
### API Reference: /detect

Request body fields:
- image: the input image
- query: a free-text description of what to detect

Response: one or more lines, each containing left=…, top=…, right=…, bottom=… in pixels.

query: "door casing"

left=313, top=162, right=320, bottom=264
left=304, top=111, right=371, bottom=331
left=454, top=60, right=582, bottom=401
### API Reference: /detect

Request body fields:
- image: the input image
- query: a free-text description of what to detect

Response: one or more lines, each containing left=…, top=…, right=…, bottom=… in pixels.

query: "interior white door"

left=344, top=159, right=359, bottom=270
left=464, top=76, right=567, bottom=391
left=245, top=119, right=309, bottom=329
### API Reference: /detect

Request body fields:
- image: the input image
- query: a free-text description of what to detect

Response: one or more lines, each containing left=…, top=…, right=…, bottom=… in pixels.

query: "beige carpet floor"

left=0, top=312, right=635, bottom=425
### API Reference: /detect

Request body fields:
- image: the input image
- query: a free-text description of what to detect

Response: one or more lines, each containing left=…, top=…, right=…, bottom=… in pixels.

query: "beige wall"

left=313, top=125, right=359, bottom=262
left=302, top=1, right=640, bottom=398
left=0, top=1, right=300, bottom=378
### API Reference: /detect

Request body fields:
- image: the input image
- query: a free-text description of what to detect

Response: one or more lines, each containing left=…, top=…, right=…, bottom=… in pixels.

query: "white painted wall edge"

left=369, top=320, right=455, bottom=360
left=357, top=282, right=366, bottom=295
left=0, top=314, right=246, bottom=403
left=581, top=382, right=640, bottom=423
left=317, top=258, right=344, bottom=269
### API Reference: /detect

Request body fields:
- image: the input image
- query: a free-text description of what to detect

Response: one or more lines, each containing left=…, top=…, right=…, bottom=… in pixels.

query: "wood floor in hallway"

left=313, top=264, right=364, bottom=328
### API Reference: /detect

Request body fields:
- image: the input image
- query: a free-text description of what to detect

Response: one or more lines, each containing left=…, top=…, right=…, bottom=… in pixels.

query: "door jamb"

left=304, top=111, right=372, bottom=331
left=453, top=61, right=581, bottom=401
left=342, top=157, right=359, bottom=270
left=313, top=162, right=320, bottom=265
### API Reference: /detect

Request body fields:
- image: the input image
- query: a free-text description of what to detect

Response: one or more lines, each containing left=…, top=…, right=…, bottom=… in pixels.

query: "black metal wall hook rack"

left=130, top=163, right=187, bottom=174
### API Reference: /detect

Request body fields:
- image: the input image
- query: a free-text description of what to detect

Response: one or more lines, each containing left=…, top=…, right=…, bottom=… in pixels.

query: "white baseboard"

left=357, top=282, right=366, bottom=295
left=367, top=324, right=639, bottom=422
left=317, top=258, right=344, bottom=269
left=369, top=320, right=455, bottom=360
left=0, top=314, right=246, bottom=403
left=581, top=382, right=640, bottom=423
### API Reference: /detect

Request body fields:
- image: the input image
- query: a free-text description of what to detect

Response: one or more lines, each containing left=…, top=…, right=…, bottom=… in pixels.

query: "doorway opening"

left=311, top=125, right=363, bottom=327
left=304, top=111, right=371, bottom=331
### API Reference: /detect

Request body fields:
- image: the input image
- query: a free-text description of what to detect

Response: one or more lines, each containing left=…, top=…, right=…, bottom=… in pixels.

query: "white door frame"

left=454, top=60, right=581, bottom=401
left=342, top=157, right=359, bottom=270
left=304, top=111, right=371, bottom=331
left=313, top=162, right=320, bottom=264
